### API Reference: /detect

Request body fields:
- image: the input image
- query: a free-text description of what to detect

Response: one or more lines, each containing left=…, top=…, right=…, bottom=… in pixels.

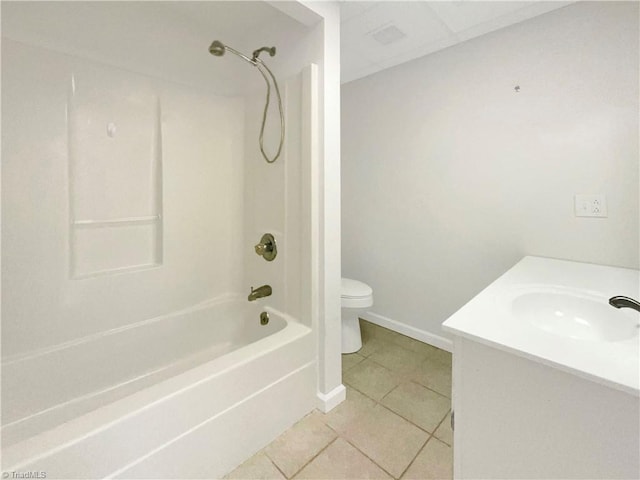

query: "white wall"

left=273, top=1, right=344, bottom=411
left=341, top=2, right=639, bottom=348
left=1, top=40, right=245, bottom=357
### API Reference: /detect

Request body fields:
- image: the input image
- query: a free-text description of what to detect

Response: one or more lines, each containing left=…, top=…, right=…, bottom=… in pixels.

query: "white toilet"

left=341, top=278, right=374, bottom=354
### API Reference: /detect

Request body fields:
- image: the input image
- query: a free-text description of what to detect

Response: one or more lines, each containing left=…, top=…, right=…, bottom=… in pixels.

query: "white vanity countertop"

left=442, top=256, right=640, bottom=395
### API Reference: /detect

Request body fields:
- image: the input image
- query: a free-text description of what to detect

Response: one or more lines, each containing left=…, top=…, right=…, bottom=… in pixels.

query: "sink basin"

left=511, top=289, right=640, bottom=342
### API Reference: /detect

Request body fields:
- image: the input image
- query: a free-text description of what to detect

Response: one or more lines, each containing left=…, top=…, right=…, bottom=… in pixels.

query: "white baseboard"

left=361, top=311, right=453, bottom=352
left=316, top=384, right=346, bottom=413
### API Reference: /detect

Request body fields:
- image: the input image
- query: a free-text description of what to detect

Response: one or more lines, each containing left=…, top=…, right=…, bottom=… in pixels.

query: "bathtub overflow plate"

left=260, top=311, right=269, bottom=325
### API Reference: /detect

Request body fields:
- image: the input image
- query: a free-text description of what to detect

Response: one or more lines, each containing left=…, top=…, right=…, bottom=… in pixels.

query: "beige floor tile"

left=264, top=411, right=337, bottom=478
left=358, top=337, right=386, bottom=357
left=321, top=385, right=377, bottom=429
left=388, top=333, right=435, bottom=355
left=401, top=437, right=452, bottom=480
left=373, top=325, right=404, bottom=343
left=360, top=319, right=378, bottom=340
left=342, top=352, right=365, bottom=373
left=294, top=438, right=392, bottom=479
left=422, top=345, right=452, bottom=368
left=368, top=342, right=427, bottom=376
left=325, top=399, right=428, bottom=478
left=408, top=357, right=452, bottom=398
left=381, top=382, right=451, bottom=433
left=343, top=358, right=400, bottom=400
left=225, top=452, right=286, bottom=480
left=434, top=412, right=453, bottom=446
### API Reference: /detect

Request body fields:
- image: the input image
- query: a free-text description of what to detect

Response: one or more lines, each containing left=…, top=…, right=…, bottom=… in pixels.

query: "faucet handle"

left=254, top=233, right=277, bottom=261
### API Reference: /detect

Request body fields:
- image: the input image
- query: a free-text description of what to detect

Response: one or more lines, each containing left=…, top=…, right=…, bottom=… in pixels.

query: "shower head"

left=209, top=40, right=226, bottom=57
left=208, top=40, right=256, bottom=65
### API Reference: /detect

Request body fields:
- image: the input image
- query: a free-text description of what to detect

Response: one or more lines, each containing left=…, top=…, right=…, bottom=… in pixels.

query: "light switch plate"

left=575, top=194, right=607, bottom=217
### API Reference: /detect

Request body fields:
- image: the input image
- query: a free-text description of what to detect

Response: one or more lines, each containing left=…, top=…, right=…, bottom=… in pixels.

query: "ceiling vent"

left=370, top=24, right=406, bottom=45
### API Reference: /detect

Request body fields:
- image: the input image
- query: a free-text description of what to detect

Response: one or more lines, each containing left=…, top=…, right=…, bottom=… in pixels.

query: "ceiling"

left=2, top=1, right=576, bottom=92
left=340, top=1, right=574, bottom=83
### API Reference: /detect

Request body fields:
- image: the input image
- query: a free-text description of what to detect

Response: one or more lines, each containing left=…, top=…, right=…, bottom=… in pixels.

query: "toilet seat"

left=341, top=278, right=373, bottom=309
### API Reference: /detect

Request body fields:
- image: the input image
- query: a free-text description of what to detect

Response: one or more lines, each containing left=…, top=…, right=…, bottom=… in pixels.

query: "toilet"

left=341, top=278, right=374, bottom=354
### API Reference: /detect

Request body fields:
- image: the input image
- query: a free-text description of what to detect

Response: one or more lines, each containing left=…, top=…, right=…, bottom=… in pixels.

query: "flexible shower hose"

left=254, top=59, right=284, bottom=164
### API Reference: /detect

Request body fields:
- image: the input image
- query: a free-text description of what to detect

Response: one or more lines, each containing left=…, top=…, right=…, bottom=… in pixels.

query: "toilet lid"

left=341, top=278, right=373, bottom=299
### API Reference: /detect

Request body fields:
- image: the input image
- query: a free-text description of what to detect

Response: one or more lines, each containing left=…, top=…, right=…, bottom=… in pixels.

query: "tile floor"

left=226, top=319, right=453, bottom=480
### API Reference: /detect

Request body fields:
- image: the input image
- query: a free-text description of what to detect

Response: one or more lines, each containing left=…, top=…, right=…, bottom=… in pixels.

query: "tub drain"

left=260, top=311, right=269, bottom=325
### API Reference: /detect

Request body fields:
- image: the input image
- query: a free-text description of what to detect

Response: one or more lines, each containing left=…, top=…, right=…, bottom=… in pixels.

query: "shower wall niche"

left=68, top=69, right=163, bottom=278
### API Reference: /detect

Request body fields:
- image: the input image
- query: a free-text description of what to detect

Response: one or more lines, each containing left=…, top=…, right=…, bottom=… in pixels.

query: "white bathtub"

left=1, top=297, right=316, bottom=479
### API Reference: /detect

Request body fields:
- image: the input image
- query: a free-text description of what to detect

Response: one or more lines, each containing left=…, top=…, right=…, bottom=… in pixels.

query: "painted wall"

left=341, top=1, right=639, bottom=348
left=273, top=1, right=344, bottom=411
left=1, top=40, right=245, bottom=357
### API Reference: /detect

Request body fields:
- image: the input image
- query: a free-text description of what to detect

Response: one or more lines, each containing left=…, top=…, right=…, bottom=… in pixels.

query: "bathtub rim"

left=2, top=293, right=244, bottom=367
left=2, top=305, right=312, bottom=471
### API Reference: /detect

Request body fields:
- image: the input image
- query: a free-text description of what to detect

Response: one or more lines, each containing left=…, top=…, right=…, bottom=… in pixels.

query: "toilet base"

left=341, top=307, right=363, bottom=354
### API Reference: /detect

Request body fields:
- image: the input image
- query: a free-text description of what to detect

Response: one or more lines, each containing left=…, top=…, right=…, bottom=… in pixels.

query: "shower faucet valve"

left=254, top=233, right=277, bottom=261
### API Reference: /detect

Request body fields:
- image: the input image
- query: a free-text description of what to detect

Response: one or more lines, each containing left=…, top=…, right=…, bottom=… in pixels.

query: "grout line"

left=357, top=353, right=451, bottom=401
left=358, top=337, right=452, bottom=400
left=340, top=436, right=397, bottom=479
left=375, top=401, right=436, bottom=436
left=429, top=408, right=453, bottom=446
left=342, top=360, right=452, bottom=439
left=407, top=379, right=452, bottom=400
left=285, top=436, right=339, bottom=479
left=343, top=381, right=436, bottom=437
left=397, top=434, right=434, bottom=480
left=271, top=457, right=290, bottom=479
left=379, top=382, right=400, bottom=402
left=262, top=448, right=290, bottom=480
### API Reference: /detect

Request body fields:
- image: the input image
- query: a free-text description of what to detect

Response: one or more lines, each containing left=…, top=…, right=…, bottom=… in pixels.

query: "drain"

left=260, top=311, right=269, bottom=325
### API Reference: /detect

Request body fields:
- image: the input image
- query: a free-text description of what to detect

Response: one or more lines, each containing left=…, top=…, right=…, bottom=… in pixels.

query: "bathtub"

left=1, top=297, right=316, bottom=479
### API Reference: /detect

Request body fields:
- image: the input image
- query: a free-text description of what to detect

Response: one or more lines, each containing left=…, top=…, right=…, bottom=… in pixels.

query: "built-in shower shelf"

left=73, top=215, right=161, bottom=228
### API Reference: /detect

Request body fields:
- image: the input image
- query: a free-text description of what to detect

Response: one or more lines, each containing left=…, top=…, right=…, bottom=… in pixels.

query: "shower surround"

left=1, top=1, right=335, bottom=477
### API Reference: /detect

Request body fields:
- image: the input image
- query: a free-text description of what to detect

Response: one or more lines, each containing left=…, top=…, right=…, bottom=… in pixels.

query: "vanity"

left=442, top=256, right=640, bottom=479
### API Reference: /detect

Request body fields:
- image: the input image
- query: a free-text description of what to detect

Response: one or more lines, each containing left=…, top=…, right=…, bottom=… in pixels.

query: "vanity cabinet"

left=442, top=256, right=640, bottom=479
left=451, top=336, right=639, bottom=479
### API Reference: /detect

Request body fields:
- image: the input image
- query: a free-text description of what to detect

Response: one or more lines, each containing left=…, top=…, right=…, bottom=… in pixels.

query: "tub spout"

left=609, top=296, right=640, bottom=313
left=248, top=285, right=272, bottom=301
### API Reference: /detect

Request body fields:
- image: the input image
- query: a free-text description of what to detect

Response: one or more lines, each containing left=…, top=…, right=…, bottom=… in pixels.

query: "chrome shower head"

left=209, top=40, right=226, bottom=56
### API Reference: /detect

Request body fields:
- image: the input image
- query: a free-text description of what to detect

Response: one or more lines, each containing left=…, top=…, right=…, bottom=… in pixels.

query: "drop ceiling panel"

left=340, top=1, right=574, bottom=84
left=341, top=1, right=453, bottom=65
left=340, top=1, right=378, bottom=22
left=426, top=1, right=536, bottom=33
left=453, top=1, right=574, bottom=42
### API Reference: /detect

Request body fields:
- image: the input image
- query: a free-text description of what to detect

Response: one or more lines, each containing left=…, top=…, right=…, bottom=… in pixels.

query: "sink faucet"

left=609, top=296, right=640, bottom=313
left=248, top=285, right=272, bottom=302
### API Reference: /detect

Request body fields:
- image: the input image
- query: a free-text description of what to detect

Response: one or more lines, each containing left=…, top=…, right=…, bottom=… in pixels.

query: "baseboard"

left=316, top=384, right=346, bottom=413
left=361, top=311, right=453, bottom=352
